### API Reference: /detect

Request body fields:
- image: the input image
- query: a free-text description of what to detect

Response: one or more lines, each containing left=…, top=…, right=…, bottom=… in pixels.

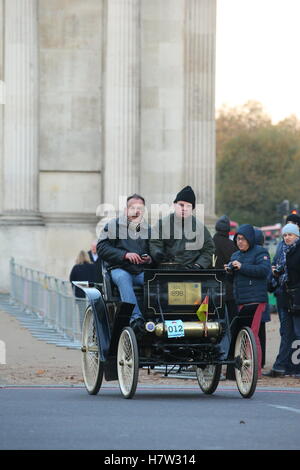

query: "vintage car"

left=73, top=265, right=259, bottom=399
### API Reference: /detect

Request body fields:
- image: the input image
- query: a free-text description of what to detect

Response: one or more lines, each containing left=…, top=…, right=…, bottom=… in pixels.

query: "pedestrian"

left=225, top=224, right=271, bottom=377
left=213, top=215, right=238, bottom=321
left=264, top=214, right=300, bottom=377
left=69, top=250, right=97, bottom=327
left=264, top=223, right=300, bottom=377
left=213, top=215, right=238, bottom=379
left=88, top=240, right=103, bottom=283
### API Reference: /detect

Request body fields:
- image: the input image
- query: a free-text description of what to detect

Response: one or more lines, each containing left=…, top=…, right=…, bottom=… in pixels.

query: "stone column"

left=1, top=0, right=42, bottom=224
left=104, top=0, right=140, bottom=211
left=184, top=0, right=216, bottom=218
left=0, top=1, right=4, bottom=213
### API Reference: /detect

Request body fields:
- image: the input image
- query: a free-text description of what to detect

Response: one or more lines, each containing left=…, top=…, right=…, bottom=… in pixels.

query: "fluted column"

left=184, top=0, right=216, bottom=217
left=104, top=0, right=140, bottom=211
left=1, top=0, right=42, bottom=224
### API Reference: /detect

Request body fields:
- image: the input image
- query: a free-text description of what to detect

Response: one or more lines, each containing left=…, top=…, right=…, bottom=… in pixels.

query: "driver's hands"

left=141, top=255, right=152, bottom=264
left=124, top=252, right=143, bottom=264
left=186, top=263, right=202, bottom=270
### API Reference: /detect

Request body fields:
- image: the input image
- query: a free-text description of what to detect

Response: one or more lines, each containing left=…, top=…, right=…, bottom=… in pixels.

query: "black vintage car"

left=73, top=265, right=259, bottom=399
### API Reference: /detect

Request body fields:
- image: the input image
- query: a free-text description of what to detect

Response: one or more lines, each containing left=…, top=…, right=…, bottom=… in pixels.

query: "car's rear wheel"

left=196, top=364, right=221, bottom=394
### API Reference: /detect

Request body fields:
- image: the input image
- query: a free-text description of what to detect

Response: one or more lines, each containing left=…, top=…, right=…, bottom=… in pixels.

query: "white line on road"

left=269, top=404, right=300, bottom=415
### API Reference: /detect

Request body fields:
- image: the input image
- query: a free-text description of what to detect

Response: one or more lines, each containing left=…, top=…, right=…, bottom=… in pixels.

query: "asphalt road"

left=1, top=384, right=300, bottom=451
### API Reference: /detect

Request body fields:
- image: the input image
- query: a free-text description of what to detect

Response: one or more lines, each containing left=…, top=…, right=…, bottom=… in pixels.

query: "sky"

left=215, top=0, right=300, bottom=123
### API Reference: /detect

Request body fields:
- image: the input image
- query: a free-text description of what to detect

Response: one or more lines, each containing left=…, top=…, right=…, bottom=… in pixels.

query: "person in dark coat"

left=213, top=215, right=237, bottom=321
left=213, top=215, right=238, bottom=379
left=282, top=224, right=300, bottom=377
left=264, top=215, right=300, bottom=377
left=69, top=250, right=97, bottom=326
left=97, top=194, right=152, bottom=331
left=226, top=224, right=271, bottom=376
left=264, top=223, right=300, bottom=377
left=69, top=250, right=97, bottom=297
left=88, top=240, right=103, bottom=283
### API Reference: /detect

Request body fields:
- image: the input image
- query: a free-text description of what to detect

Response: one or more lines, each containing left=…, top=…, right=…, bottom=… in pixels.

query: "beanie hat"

left=282, top=223, right=300, bottom=237
left=215, top=215, right=230, bottom=233
left=173, top=186, right=196, bottom=209
left=254, top=228, right=264, bottom=246
left=286, top=213, right=300, bottom=227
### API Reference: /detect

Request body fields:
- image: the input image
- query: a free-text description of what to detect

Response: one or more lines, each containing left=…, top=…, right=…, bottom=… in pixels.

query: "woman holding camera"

left=265, top=223, right=300, bottom=377
left=225, top=224, right=271, bottom=376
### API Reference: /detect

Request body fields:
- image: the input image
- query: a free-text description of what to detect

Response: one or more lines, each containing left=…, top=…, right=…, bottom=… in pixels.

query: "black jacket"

left=213, top=231, right=236, bottom=301
left=213, top=231, right=236, bottom=269
left=97, top=216, right=151, bottom=274
left=88, top=250, right=103, bottom=282
left=69, top=263, right=97, bottom=298
left=286, top=239, right=300, bottom=288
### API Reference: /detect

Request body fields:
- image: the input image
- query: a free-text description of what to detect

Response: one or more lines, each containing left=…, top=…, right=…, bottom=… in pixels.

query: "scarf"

left=277, top=240, right=298, bottom=286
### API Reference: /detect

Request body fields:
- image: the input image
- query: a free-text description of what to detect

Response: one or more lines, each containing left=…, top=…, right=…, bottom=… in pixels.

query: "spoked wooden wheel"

left=196, top=364, right=222, bottom=394
left=234, top=327, right=258, bottom=398
left=81, top=306, right=104, bottom=395
left=117, top=327, right=139, bottom=399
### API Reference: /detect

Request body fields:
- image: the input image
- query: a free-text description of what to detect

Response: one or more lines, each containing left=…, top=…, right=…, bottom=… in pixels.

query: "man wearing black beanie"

left=150, top=186, right=214, bottom=268
left=173, top=185, right=196, bottom=209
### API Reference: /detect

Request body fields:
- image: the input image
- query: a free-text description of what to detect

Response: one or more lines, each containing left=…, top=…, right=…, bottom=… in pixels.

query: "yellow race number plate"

left=168, top=282, right=201, bottom=305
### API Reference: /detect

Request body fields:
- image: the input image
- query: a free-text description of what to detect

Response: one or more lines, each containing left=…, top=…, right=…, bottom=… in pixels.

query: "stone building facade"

left=0, top=0, right=216, bottom=290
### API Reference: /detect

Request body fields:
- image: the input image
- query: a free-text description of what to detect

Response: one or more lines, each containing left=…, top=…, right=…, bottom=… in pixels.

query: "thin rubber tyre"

left=81, top=306, right=104, bottom=395
left=196, top=364, right=222, bottom=394
left=117, top=327, right=139, bottom=399
left=234, top=327, right=258, bottom=398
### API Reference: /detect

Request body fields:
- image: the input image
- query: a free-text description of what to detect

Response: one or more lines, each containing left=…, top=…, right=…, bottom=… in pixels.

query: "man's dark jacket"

left=213, top=231, right=236, bottom=301
left=97, top=216, right=151, bottom=274
left=213, top=231, right=236, bottom=269
left=149, top=213, right=214, bottom=268
left=88, top=250, right=103, bottom=282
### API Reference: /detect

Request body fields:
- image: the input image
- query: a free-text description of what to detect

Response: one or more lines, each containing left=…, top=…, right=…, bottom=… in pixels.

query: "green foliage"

left=216, top=103, right=300, bottom=226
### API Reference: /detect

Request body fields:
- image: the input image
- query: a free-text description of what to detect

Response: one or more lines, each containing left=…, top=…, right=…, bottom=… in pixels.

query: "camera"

left=273, top=264, right=285, bottom=275
left=226, top=261, right=237, bottom=273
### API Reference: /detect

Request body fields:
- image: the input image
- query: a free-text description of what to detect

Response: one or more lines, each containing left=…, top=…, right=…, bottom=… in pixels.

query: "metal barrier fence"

left=9, top=258, right=88, bottom=348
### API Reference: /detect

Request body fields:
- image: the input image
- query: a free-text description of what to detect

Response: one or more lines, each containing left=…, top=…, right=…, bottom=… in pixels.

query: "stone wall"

left=0, top=0, right=3, bottom=214
left=0, top=0, right=216, bottom=291
left=140, top=0, right=185, bottom=206
left=38, top=0, right=103, bottom=219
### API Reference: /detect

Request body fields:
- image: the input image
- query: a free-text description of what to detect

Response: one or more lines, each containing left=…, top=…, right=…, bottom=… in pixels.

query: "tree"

left=216, top=127, right=300, bottom=226
left=216, top=101, right=272, bottom=163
